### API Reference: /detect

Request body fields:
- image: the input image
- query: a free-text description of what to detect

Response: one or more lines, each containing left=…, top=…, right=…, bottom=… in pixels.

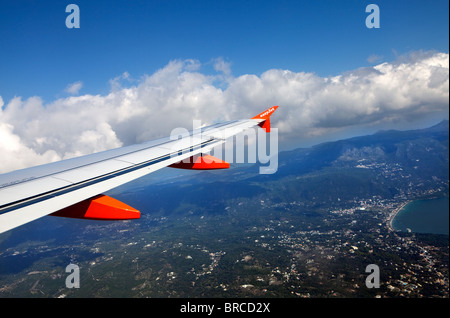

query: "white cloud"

left=65, top=81, right=83, bottom=95
left=213, top=57, right=232, bottom=76
left=0, top=122, right=61, bottom=172
left=109, top=72, right=133, bottom=91
left=367, top=54, right=383, bottom=64
left=0, top=51, right=448, bottom=174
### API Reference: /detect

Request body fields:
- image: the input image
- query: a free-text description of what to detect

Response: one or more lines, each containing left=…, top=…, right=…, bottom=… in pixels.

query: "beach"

left=387, top=201, right=411, bottom=231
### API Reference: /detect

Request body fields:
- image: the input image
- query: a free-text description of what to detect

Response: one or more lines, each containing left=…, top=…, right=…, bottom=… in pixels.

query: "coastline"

left=387, top=201, right=411, bottom=231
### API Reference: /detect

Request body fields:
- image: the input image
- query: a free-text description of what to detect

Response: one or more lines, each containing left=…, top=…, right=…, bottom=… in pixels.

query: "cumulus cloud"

left=65, top=81, right=83, bottom=95
left=213, top=57, right=232, bottom=77
left=367, top=54, right=383, bottom=64
left=0, top=121, right=61, bottom=171
left=0, top=51, right=448, bottom=173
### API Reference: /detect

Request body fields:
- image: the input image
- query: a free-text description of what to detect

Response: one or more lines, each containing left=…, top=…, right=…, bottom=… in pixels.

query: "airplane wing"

left=0, top=106, right=278, bottom=234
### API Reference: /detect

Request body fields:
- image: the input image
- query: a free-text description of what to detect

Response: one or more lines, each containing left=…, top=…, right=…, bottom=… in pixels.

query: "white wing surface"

left=0, top=106, right=278, bottom=234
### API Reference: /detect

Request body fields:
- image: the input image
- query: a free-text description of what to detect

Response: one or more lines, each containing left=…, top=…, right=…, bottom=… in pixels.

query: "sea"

left=392, top=196, right=449, bottom=235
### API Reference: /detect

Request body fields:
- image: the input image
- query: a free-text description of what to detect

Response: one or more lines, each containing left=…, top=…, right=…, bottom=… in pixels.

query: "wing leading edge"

left=0, top=106, right=278, bottom=234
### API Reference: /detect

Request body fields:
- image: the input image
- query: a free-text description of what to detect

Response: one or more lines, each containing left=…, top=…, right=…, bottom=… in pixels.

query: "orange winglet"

left=252, top=106, right=279, bottom=132
left=50, top=195, right=140, bottom=220
left=169, top=154, right=230, bottom=170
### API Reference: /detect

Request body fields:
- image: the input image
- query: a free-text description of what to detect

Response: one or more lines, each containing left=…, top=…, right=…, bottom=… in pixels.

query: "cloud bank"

left=0, top=51, right=448, bottom=173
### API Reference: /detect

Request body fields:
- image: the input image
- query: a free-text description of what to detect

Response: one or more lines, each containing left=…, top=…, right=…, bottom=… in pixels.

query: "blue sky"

left=0, top=0, right=448, bottom=102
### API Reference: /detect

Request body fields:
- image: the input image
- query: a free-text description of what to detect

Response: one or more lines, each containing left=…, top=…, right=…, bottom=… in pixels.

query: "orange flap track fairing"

left=169, top=154, right=230, bottom=170
left=50, top=195, right=140, bottom=220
